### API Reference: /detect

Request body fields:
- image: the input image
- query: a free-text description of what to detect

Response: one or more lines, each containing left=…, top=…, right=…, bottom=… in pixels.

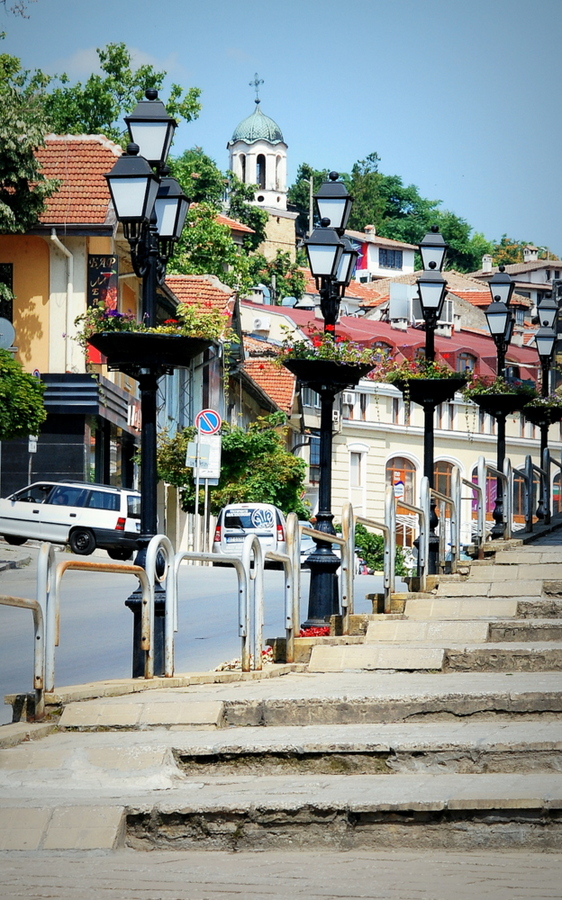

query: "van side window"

left=48, top=486, right=87, bottom=507
left=87, top=490, right=120, bottom=511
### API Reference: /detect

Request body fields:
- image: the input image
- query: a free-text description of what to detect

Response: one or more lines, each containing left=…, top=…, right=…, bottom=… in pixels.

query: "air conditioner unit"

left=332, top=410, right=340, bottom=423
left=252, top=316, right=270, bottom=331
left=342, top=391, right=356, bottom=405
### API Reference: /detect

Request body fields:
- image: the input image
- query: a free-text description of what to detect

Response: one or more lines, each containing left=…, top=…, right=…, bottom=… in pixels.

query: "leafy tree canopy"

left=0, top=348, right=46, bottom=439
left=0, top=36, right=58, bottom=232
left=157, top=412, right=309, bottom=518
left=43, top=43, right=201, bottom=144
left=247, top=250, right=305, bottom=302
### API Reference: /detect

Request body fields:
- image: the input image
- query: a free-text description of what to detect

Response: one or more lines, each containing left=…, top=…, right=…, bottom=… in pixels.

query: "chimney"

left=523, top=245, right=539, bottom=263
left=481, top=254, right=493, bottom=274
left=364, top=225, right=376, bottom=238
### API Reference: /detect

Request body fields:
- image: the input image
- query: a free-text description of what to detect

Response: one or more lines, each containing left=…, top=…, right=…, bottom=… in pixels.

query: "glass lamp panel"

left=316, top=197, right=349, bottom=231
left=420, top=244, right=446, bottom=271
left=418, top=279, right=446, bottom=313
left=127, top=121, right=174, bottom=168
left=535, top=328, right=556, bottom=359
left=109, top=176, right=157, bottom=222
left=488, top=273, right=514, bottom=306
left=154, top=197, right=179, bottom=238
left=485, top=302, right=509, bottom=336
left=538, top=298, right=557, bottom=328
left=306, top=243, right=342, bottom=278
left=335, top=248, right=357, bottom=286
left=174, top=196, right=190, bottom=239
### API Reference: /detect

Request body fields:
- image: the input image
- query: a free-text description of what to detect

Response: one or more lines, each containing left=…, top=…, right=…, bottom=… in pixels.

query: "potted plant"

left=369, top=357, right=467, bottom=407
left=74, top=299, right=235, bottom=375
left=522, top=391, right=562, bottom=427
left=279, top=327, right=379, bottom=390
left=462, top=375, right=536, bottom=417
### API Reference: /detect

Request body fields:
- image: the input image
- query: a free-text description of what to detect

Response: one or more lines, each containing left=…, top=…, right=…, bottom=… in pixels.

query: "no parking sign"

left=195, top=408, right=221, bottom=435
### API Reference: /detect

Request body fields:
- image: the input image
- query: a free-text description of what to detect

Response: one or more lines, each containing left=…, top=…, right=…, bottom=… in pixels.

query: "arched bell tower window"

left=239, top=153, right=246, bottom=183
left=256, top=154, right=266, bottom=189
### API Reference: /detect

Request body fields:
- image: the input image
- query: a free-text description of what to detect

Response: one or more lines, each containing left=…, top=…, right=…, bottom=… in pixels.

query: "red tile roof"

left=243, top=357, right=295, bottom=414
left=165, top=274, right=235, bottom=314
left=216, top=212, right=254, bottom=234
left=36, top=135, right=122, bottom=225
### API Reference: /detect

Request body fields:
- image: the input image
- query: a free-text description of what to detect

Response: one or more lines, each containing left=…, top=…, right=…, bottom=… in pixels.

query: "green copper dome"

left=229, top=102, right=284, bottom=145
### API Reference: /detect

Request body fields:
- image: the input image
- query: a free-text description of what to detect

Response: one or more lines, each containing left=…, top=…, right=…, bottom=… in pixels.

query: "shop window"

left=457, top=352, right=476, bottom=373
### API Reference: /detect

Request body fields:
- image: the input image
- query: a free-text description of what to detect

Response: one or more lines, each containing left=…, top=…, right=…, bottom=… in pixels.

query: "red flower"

left=312, top=338, right=322, bottom=347
left=325, top=324, right=335, bottom=332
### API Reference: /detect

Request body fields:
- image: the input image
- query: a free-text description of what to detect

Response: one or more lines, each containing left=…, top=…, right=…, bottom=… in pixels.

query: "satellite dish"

left=0, top=318, right=15, bottom=350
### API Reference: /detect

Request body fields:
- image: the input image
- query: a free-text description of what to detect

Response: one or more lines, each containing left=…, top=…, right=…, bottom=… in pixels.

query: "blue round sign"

left=195, top=408, right=221, bottom=435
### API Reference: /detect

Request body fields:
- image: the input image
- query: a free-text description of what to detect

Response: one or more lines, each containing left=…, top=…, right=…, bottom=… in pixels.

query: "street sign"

left=195, top=408, right=221, bottom=435
left=194, top=434, right=222, bottom=480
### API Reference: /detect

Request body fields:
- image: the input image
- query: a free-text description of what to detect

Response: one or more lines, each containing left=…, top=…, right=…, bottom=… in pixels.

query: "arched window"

left=275, top=155, right=281, bottom=190
left=239, top=154, right=246, bottom=183
left=386, top=456, right=416, bottom=547
left=434, top=461, right=453, bottom=500
left=256, top=154, right=266, bottom=189
left=512, top=469, right=540, bottom=523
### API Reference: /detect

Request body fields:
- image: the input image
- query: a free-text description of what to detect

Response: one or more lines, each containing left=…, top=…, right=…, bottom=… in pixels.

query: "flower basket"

left=283, top=358, right=373, bottom=391
left=469, top=392, right=531, bottom=418
left=88, top=332, right=212, bottom=378
left=392, top=377, right=466, bottom=407
left=523, top=405, right=562, bottom=427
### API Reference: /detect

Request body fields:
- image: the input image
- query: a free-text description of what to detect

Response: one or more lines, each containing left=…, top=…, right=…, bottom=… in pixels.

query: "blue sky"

left=5, top=0, right=562, bottom=256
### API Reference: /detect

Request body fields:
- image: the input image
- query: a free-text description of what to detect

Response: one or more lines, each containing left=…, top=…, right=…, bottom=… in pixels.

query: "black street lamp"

left=414, top=226, right=448, bottom=574
left=102, top=90, right=191, bottom=675
left=298, top=177, right=358, bottom=626
left=484, top=266, right=515, bottom=539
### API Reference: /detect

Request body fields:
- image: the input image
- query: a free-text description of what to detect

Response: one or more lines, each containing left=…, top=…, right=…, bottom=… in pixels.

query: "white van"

left=0, top=480, right=141, bottom=559
left=212, top=503, right=286, bottom=568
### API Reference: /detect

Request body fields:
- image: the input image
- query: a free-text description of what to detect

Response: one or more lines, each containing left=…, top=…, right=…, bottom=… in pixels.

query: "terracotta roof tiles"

left=36, top=135, right=122, bottom=226
left=165, top=274, right=235, bottom=314
left=243, top=357, right=295, bottom=414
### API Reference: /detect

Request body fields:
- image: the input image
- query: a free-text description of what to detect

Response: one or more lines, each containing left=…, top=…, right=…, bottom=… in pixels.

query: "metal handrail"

left=396, top=476, right=429, bottom=591
left=430, top=486, right=458, bottom=574
left=542, top=448, right=562, bottom=524
left=267, top=512, right=299, bottom=663
left=52, top=558, right=152, bottom=685
left=172, top=541, right=258, bottom=672
left=0, top=594, right=45, bottom=719
left=146, top=534, right=176, bottom=677
left=512, top=455, right=534, bottom=532
left=356, top=485, right=396, bottom=613
left=457, top=474, right=484, bottom=551
left=477, top=454, right=511, bottom=541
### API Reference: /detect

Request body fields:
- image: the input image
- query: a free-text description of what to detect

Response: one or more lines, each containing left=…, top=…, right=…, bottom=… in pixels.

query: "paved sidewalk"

left=1, top=848, right=561, bottom=899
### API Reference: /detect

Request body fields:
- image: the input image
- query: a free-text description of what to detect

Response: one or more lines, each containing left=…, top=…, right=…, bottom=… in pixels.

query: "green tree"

left=43, top=43, right=201, bottom=143
left=167, top=201, right=252, bottom=293
left=0, top=349, right=46, bottom=439
left=157, top=412, right=309, bottom=517
left=226, top=173, right=268, bottom=251
left=248, top=250, right=305, bottom=302
left=0, top=38, right=58, bottom=232
left=491, top=235, right=530, bottom=267
left=168, top=147, right=226, bottom=206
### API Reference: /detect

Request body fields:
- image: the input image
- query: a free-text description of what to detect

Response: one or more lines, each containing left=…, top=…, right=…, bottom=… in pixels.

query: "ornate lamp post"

left=284, top=175, right=361, bottom=627
left=412, top=226, right=450, bottom=574
left=483, top=266, right=517, bottom=539
left=526, top=299, right=558, bottom=520
left=94, top=90, right=202, bottom=676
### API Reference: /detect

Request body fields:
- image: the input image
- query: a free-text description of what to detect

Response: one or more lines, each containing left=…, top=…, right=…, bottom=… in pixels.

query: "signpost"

left=187, top=410, right=222, bottom=554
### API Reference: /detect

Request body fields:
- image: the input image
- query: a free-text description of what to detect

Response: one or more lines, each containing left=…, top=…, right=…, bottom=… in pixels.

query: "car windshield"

left=224, top=508, right=275, bottom=531
left=10, top=483, right=53, bottom=503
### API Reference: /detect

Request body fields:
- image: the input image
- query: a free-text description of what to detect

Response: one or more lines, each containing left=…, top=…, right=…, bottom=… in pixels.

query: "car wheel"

left=69, top=528, right=96, bottom=555
left=107, top=548, right=133, bottom=562
left=3, top=535, right=27, bottom=546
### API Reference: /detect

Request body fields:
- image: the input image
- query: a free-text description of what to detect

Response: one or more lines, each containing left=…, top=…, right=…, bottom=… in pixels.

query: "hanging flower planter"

left=391, top=377, right=467, bottom=407
left=523, top=403, right=562, bottom=428
left=88, top=331, right=212, bottom=377
left=283, top=357, right=373, bottom=391
left=462, top=376, right=536, bottom=418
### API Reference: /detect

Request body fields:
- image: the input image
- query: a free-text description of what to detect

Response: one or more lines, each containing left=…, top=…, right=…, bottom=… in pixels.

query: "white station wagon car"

left=0, top=480, right=141, bottom=559
left=212, top=502, right=287, bottom=568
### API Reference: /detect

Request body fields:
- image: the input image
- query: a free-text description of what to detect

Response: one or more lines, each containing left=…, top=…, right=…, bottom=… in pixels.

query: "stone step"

left=308, top=642, right=562, bottom=674
left=404, top=598, right=519, bottom=619
left=518, top=598, right=562, bottom=618
left=444, top=642, right=562, bottom=672
left=365, top=619, right=562, bottom=644
left=435, top=580, right=544, bottom=598
left=125, top=773, right=562, bottom=851
left=171, top=721, right=562, bottom=775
